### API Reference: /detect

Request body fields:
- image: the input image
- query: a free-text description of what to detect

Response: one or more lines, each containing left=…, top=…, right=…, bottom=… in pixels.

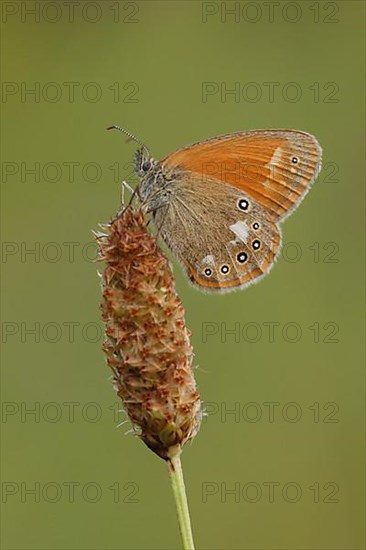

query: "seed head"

left=97, top=205, right=201, bottom=460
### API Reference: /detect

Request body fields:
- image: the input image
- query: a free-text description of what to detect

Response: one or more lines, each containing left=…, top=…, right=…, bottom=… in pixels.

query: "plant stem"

left=168, top=454, right=195, bottom=550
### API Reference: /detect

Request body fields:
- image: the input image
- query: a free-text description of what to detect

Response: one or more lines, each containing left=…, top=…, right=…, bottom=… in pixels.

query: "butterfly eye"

left=252, top=222, right=260, bottom=230
left=204, top=268, right=212, bottom=277
left=142, top=160, right=151, bottom=172
left=291, top=156, right=299, bottom=164
left=237, top=252, right=248, bottom=263
left=237, top=198, right=249, bottom=211
left=220, top=265, right=230, bottom=275
left=252, top=240, right=261, bottom=250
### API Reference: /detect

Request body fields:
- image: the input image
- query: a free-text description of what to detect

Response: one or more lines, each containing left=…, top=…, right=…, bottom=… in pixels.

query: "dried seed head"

left=97, top=205, right=202, bottom=460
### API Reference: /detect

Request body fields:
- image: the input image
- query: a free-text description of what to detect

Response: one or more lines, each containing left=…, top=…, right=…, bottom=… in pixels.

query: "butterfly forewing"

left=161, top=130, right=322, bottom=221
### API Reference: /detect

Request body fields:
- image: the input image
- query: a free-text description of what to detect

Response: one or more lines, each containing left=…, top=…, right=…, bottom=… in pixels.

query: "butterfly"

left=109, top=127, right=322, bottom=292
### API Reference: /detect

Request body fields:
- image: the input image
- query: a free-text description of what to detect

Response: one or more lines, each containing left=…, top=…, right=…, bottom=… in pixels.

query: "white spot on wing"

left=266, top=146, right=282, bottom=169
left=229, top=221, right=249, bottom=244
left=202, top=254, right=215, bottom=265
left=264, top=146, right=283, bottom=188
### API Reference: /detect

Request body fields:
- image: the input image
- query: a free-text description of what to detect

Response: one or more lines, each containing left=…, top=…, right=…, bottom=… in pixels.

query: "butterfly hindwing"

left=153, top=172, right=281, bottom=292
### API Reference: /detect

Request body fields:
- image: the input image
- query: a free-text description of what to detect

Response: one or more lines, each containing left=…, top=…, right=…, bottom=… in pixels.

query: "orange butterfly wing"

left=161, top=130, right=322, bottom=221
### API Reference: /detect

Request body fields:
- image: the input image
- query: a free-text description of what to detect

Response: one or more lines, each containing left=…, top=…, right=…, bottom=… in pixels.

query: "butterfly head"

left=134, top=147, right=166, bottom=208
left=134, top=147, right=156, bottom=177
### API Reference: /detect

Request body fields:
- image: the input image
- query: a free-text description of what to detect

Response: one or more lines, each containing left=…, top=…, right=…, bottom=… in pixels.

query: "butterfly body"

left=132, top=129, right=322, bottom=292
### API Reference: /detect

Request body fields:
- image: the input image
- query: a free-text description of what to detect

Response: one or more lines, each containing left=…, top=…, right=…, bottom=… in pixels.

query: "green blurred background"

left=1, top=1, right=365, bottom=549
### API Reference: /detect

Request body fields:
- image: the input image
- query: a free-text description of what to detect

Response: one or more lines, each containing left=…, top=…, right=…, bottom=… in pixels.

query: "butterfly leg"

left=120, top=179, right=135, bottom=205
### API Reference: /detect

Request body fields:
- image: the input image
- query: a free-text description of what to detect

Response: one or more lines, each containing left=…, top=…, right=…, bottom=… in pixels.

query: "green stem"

left=168, top=454, right=195, bottom=550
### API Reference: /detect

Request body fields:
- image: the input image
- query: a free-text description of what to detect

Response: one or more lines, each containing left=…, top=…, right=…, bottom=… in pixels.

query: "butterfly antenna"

left=107, top=125, right=151, bottom=157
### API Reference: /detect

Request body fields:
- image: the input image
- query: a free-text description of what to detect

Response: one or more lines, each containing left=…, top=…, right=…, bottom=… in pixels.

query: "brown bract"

left=96, top=206, right=201, bottom=460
